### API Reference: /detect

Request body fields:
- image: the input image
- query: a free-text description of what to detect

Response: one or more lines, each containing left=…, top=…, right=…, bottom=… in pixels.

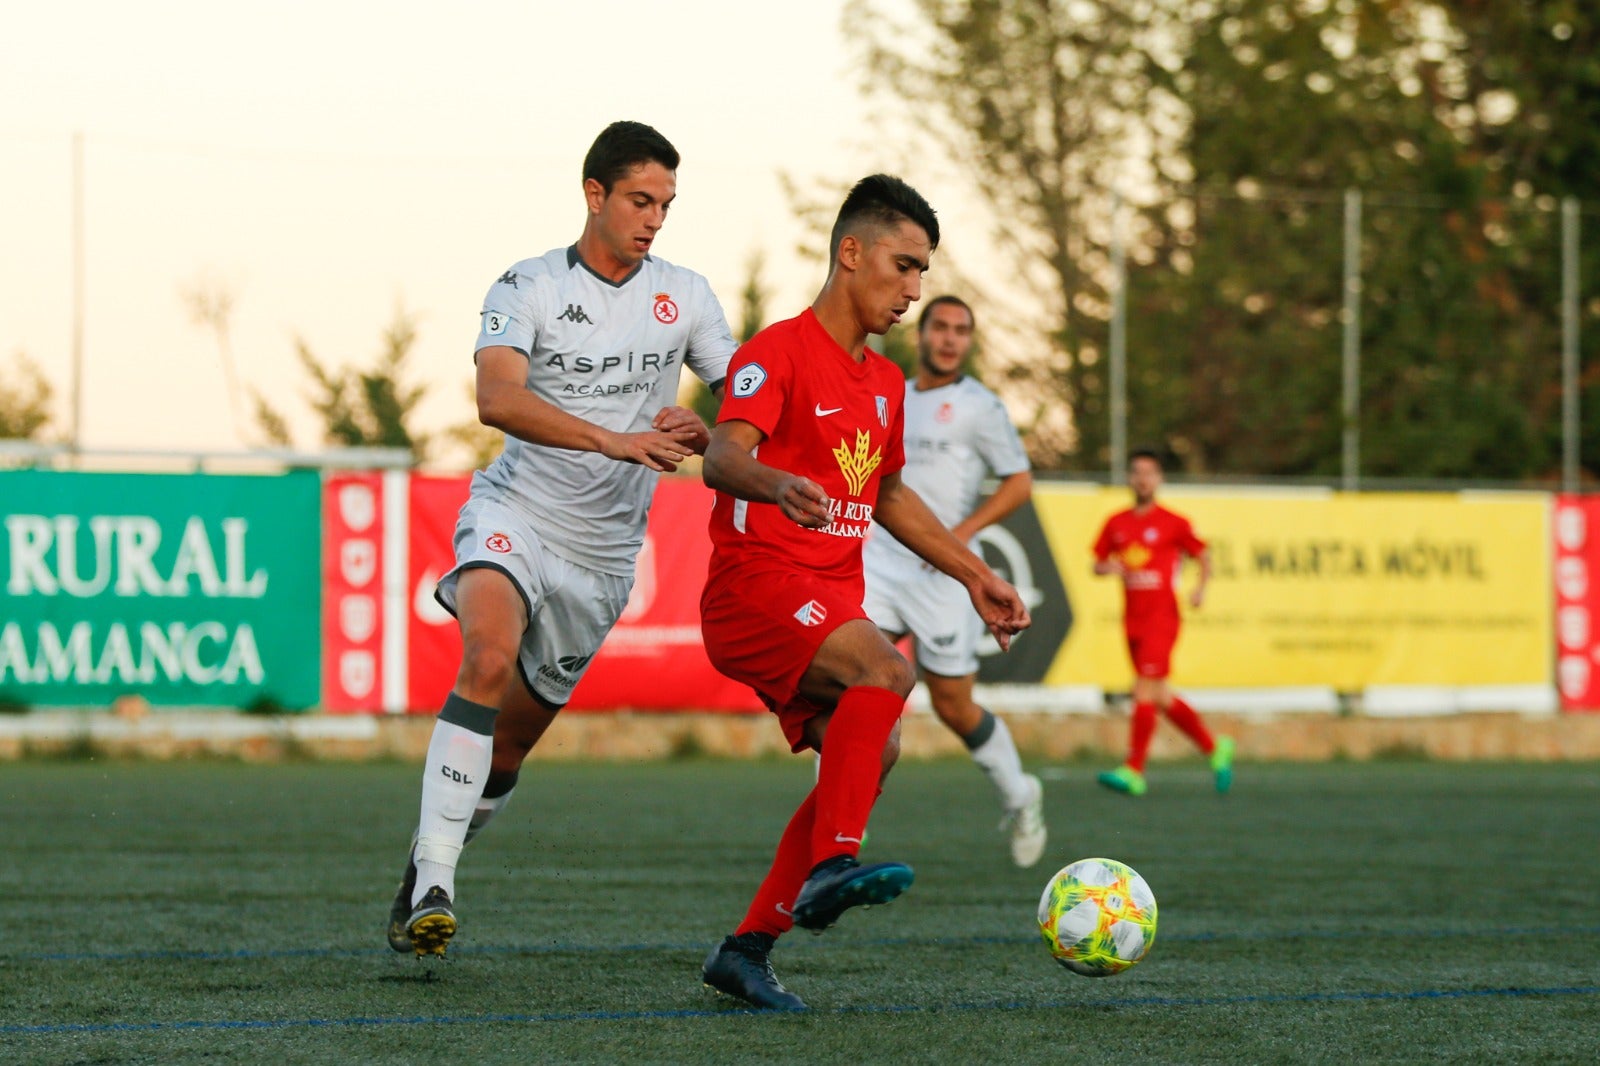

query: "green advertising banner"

left=1, top=470, right=322, bottom=709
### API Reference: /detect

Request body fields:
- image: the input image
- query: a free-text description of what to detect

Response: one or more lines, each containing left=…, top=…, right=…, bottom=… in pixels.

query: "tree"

left=180, top=274, right=248, bottom=445
left=0, top=353, right=54, bottom=440
left=257, top=309, right=431, bottom=463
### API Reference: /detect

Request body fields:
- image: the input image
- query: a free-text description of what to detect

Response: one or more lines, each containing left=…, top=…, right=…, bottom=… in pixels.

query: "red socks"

left=733, top=685, right=904, bottom=940
left=811, top=686, right=904, bottom=861
left=735, top=789, right=815, bottom=938
left=1163, top=695, right=1215, bottom=754
left=1127, top=701, right=1158, bottom=771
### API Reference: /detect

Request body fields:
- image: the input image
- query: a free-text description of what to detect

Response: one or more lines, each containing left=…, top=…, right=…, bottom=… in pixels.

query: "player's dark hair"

left=1128, top=448, right=1164, bottom=470
left=918, top=294, right=974, bottom=333
left=828, top=174, right=940, bottom=262
left=583, top=121, right=680, bottom=192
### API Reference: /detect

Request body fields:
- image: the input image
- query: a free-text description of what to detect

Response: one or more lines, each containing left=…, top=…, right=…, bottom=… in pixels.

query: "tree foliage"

left=257, top=310, right=430, bottom=463
left=0, top=353, right=55, bottom=440
left=849, top=0, right=1600, bottom=480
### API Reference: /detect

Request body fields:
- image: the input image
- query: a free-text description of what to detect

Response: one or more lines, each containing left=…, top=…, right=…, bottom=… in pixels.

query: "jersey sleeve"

left=716, top=334, right=791, bottom=438
left=1177, top=515, right=1207, bottom=556
left=974, top=389, right=1031, bottom=477
left=1092, top=516, right=1116, bottom=560
left=476, top=264, right=541, bottom=357
left=883, top=384, right=906, bottom=477
left=684, top=273, right=737, bottom=390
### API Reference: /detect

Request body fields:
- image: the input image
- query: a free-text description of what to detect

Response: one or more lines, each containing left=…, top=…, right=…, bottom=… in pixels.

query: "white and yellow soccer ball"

left=1037, top=857, right=1158, bottom=976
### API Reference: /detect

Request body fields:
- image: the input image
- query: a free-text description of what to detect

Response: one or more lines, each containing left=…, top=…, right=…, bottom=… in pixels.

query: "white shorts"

left=435, top=496, right=634, bottom=708
left=861, top=548, right=983, bottom=677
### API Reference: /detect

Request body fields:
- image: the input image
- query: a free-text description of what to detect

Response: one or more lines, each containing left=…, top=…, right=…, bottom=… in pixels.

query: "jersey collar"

left=567, top=245, right=647, bottom=288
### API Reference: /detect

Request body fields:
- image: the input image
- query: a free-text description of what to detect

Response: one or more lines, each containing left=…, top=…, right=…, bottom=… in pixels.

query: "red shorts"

left=1126, top=621, right=1179, bottom=679
left=701, top=561, right=867, bottom=752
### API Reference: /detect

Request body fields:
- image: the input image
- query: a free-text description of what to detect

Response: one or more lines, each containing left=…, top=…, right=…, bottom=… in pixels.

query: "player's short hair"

left=918, top=294, right=974, bottom=333
left=828, top=174, right=940, bottom=263
left=1128, top=448, right=1165, bottom=470
left=583, top=121, right=680, bottom=192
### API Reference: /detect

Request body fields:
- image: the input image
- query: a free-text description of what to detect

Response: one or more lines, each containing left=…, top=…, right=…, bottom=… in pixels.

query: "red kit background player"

left=1092, top=449, right=1233, bottom=797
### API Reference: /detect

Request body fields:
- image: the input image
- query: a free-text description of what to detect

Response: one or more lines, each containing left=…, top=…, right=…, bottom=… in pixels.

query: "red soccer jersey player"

left=697, top=176, right=1030, bottom=1011
left=1091, top=449, right=1233, bottom=797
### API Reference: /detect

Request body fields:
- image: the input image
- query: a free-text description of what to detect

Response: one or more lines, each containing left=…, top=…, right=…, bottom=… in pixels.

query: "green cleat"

left=1211, top=735, right=1235, bottom=795
left=1096, top=765, right=1147, bottom=796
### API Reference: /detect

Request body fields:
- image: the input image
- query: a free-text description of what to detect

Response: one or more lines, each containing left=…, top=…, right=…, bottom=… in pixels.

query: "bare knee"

left=456, top=641, right=520, bottom=704
left=846, top=653, right=916, bottom=698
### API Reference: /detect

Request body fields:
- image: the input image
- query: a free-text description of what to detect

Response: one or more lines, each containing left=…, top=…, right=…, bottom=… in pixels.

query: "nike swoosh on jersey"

left=815, top=404, right=843, bottom=417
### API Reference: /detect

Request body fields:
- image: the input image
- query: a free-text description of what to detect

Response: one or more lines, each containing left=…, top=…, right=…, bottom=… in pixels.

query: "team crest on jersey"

left=731, top=362, right=767, bottom=397
left=486, top=532, right=513, bottom=554
left=875, top=395, right=889, bottom=427
left=653, top=292, right=679, bottom=324
left=935, top=402, right=954, bottom=424
left=794, top=599, right=827, bottom=626
left=832, top=429, right=883, bottom=496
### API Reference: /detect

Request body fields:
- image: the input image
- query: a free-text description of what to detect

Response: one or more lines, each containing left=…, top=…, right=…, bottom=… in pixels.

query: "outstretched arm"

left=875, top=472, right=1030, bottom=649
left=475, top=346, right=698, bottom=472
left=1189, top=548, right=1211, bottom=609
left=701, top=418, right=831, bottom=528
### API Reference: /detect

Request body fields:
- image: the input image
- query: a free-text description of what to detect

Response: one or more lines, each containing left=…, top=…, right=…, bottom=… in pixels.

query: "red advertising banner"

left=1554, top=495, right=1600, bottom=711
left=403, top=475, right=761, bottom=713
left=322, top=473, right=387, bottom=712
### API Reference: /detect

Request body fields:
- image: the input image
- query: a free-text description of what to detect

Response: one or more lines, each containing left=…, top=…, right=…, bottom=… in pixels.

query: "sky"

left=0, top=0, right=922, bottom=464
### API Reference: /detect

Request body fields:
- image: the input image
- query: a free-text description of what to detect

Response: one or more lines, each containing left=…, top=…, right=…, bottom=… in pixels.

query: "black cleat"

left=405, top=885, right=457, bottom=957
left=385, top=839, right=419, bottom=953
left=702, top=933, right=807, bottom=1010
left=792, top=855, right=914, bottom=933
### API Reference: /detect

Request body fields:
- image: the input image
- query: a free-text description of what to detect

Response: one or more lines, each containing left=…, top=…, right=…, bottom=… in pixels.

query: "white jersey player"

left=388, top=122, right=737, bottom=958
left=860, top=295, right=1046, bottom=867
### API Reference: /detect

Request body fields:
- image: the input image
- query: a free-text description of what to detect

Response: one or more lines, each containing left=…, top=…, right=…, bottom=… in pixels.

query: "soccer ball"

left=1037, top=857, right=1158, bottom=976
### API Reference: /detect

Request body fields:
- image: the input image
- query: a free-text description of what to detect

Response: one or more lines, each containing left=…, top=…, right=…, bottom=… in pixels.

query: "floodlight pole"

left=1109, top=192, right=1127, bottom=480
left=1341, top=188, right=1362, bottom=492
left=1562, top=197, right=1581, bottom=494
left=70, top=130, right=85, bottom=455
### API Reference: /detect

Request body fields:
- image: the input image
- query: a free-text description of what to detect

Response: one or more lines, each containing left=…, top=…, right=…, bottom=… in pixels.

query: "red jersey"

left=708, top=309, right=906, bottom=588
left=1092, top=504, right=1206, bottom=624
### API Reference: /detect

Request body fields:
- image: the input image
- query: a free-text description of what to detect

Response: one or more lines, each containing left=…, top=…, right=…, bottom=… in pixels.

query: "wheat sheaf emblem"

left=832, top=429, right=882, bottom=497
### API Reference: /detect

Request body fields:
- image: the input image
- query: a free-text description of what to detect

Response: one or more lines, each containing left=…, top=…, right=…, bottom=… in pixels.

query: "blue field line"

left=4, top=983, right=1598, bottom=1037
left=5, top=923, right=1598, bottom=967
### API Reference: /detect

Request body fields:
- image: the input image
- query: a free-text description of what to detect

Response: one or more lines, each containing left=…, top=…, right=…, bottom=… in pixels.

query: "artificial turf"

left=1, top=755, right=1596, bottom=1064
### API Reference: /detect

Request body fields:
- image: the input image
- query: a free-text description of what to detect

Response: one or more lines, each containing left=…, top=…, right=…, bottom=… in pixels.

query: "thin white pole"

left=1341, top=188, right=1362, bottom=492
left=1109, top=193, right=1127, bottom=478
left=1562, top=197, right=1581, bottom=493
left=70, top=130, right=85, bottom=454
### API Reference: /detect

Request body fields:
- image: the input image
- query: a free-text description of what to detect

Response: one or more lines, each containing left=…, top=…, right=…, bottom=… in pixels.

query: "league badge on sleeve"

left=875, top=395, right=889, bottom=427
left=483, top=310, right=510, bottom=336
left=732, top=362, right=768, bottom=398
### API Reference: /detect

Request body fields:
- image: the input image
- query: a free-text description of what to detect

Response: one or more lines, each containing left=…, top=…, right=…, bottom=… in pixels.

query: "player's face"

left=1128, top=457, right=1163, bottom=504
left=586, top=162, right=676, bottom=270
left=846, top=220, right=931, bottom=336
left=918, top=302, right=973, bottom=378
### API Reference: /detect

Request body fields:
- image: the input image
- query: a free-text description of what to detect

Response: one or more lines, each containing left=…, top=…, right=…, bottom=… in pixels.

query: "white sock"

left=464, top=788, right=516, bottom=844
left=967, top=710, right=1032, bottom=810
left=413, top=694, right=498, bottom=906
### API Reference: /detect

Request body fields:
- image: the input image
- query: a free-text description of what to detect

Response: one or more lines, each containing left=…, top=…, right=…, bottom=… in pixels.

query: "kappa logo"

left=652, top=292, right=679, bottom=323
left=557, top=303, right=593, bottom=324
left=496, top=270, right=518, bottom=288
left=832, top=429, right=883, bottom=496
left=485, top=532, right=513, bottom=553
left=794, top=599, right=827, bottom=626
left=556, top=653, right=594, bottom=673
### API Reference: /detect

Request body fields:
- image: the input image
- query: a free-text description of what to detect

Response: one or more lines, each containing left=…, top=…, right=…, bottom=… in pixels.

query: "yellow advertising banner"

left=1034, top=486, right=1551, bottom=689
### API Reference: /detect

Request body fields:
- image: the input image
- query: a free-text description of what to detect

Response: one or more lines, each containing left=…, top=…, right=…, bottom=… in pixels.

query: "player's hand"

left=774, top=475, right=832, bottom=529
left=969, top=570, right=1031, bottom=652
left=652, top=405, right=711, bottom=456
left=599, top=428, right=697, bottom=472
left=1189, top=585, right=1206, bottom=610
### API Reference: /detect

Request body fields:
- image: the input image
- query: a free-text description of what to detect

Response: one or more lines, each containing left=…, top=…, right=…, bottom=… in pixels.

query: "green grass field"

left=2, top=755, right=1596, bottom=1064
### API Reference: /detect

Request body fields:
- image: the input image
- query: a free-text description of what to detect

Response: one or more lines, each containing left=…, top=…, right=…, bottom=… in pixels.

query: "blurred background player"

left=860, top=295, right=1044, bottom=867
left=387, top=121, right=736, bottom=957
left=697, top=175, right=1031, bottom=1009
left=1092, top=448, right=1233, bottom=796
